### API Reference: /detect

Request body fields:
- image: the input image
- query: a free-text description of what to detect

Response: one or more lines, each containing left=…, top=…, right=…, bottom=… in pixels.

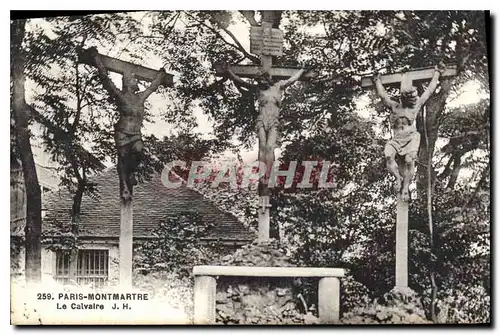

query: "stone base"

left=318, top=277, right=340, bottom=323
left=194, top=276, right=216, bottom=324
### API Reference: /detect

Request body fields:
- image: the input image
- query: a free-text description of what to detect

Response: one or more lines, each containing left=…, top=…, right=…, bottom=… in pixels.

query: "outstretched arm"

left=140, top=68, right=167, bottom=102
left=90, top=49, right=123, bottom=99
left=417, top=65, right=443, bottom=106
left=279, top=68, right=306, bottom=89
left=226, top=67, right=255, bottom=89
left=373, top=74, right=398, bottom=108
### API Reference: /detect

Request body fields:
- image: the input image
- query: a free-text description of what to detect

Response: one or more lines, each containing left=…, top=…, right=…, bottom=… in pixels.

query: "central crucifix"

left=215, top=10, right=315, bottom=241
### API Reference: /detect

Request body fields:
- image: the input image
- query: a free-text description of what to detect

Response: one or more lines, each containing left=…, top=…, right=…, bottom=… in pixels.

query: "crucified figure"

left=373, top=63, right=445, bottom=201
left=222, top=65, right=309, bottom=185
left=88, top=47, right=167, bottom=201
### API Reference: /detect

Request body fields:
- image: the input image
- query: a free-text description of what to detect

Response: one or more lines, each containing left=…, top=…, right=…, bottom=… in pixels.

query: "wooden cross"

left=362, top=65, right=456, bottom=289
left=215, top=11, right=314, bottom=242
left=79, top=47, right=174, bottom=86
left=361, top=65, right=457, bottom=89
left=79, top=48, right=174, bottom=287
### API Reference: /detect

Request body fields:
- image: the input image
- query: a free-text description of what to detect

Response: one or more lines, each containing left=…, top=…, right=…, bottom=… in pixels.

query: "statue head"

left=256, top=72, right=273, bottom=90
left=400, top=86, right=418, bottom=107
left=122, top=72, right=139, bottom=94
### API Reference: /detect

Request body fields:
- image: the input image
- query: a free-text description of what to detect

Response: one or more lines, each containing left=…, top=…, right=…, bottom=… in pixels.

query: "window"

left=55, top=249, right=109, bottom=288
left=55, top=251, right=72, bottom=286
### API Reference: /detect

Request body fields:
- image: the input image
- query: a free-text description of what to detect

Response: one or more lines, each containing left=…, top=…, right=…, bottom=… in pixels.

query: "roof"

left=35, top=163, right=60, bottom=190
left=42, top=167, right=255, bottom=242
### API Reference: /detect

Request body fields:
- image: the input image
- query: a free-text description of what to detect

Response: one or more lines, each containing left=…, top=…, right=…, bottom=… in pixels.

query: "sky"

left=28, top=11, right=489, bottom=170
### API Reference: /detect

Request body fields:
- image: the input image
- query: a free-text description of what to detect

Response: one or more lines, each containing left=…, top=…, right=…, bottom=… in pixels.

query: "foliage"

left=10, top=236, right=24, bottom=274
left=133, top=211, right=218, bottom=278
left=430, top=284, right=490, bottom=323
left=340, top=273, right=373, bottom=313
left=342, top=288, right=430, bottom=324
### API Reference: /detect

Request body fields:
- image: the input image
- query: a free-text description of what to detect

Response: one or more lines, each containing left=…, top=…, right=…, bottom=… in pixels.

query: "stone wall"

left=11, top=247, right=59, bottom=284
left=216, top=277, right=303, bottom=324
left=213, top=240, right=319, bottom=325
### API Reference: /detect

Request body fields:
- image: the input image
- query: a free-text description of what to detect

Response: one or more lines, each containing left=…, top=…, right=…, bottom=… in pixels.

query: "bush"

left=422, top=284, right=490, bottom=324
left=342, top=287, right=430, bottom=324
left=340, top=272, right=372, bottom=313
left=133, top=211, right=218, bottom=278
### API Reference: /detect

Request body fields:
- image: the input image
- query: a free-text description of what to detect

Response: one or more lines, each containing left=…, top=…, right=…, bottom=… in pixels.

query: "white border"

left=2, top=3, right=497, bottom=334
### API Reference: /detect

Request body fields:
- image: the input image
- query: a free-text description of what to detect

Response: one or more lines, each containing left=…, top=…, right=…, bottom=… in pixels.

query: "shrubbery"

left=342, top=288, right=430, bottom=324
left=424, top=284, right=490, bottom=324
left=133, top=211, right=218, bottom=278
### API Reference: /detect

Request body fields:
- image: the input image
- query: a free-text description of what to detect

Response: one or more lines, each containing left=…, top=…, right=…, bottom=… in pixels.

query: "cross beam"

left=361, top=65, right=457, bottom=88
left=214, top=64, right=316, bottom=80
left=79, top=47, right=174, bottom=87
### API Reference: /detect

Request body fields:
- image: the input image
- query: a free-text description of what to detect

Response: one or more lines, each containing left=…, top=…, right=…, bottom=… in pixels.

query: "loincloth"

left=385, top=130, right=421, bottom=157
left=114, top=131, right=142, bottom=148
left=256, top=114, right=279, bottom=132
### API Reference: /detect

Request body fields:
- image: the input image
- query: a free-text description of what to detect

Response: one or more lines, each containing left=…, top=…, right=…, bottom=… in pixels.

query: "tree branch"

left=219, top=25, right=260, bottom=63
left=185, top=12, right=260, bottom=64
left=72, top=58, right=83, bottom=135
left=437, top=154, right=455, bottom=180
left=461, top=164, right=489, bottom=213
left=239, top=10, right=258, bottom=26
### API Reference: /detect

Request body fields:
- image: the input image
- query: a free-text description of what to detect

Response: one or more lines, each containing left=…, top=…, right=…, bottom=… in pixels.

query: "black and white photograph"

left=9, top=9, right=491, bottom=325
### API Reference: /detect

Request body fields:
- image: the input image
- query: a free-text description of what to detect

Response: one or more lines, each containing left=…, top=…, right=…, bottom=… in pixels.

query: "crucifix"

left=361, top=63, right=456, bottom=289
left=79, top=47, right=173, bottom=287
left=215, top=11, right=315, bottom=241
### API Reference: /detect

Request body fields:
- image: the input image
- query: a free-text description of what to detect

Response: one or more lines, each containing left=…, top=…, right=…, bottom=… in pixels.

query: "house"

left=10, top=162, right=60, bottom=225
left=11, top=167, right=255, bottom=287
left=10, top=161, right=60, bottom=281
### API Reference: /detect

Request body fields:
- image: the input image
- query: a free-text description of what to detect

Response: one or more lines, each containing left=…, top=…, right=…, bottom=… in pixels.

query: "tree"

left=25, top=13, right=168, bottom=236
left=11, top=19, right=43, bottom=283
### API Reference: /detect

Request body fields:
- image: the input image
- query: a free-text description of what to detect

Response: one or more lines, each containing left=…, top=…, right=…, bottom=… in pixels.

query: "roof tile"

left=43, top=167, right=255, bottom=242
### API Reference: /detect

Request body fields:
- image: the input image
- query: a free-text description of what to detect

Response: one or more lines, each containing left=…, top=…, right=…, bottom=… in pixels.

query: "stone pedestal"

left=194, top=275, right=216, bottom=324
left=318, top=277, right=340, bottom=323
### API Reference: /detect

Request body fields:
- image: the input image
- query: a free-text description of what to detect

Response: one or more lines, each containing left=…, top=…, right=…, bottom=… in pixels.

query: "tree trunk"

left=12, top=19, right=43, bottom=284
left=415, top=79, right=452, bottom=321
left=446, top=153, right=462, bottom=190
left=17, top=129, right=43, bottom=283
left=71, top=181, right=85, bottom=235
left=416, top=79, right=453, bottom=196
